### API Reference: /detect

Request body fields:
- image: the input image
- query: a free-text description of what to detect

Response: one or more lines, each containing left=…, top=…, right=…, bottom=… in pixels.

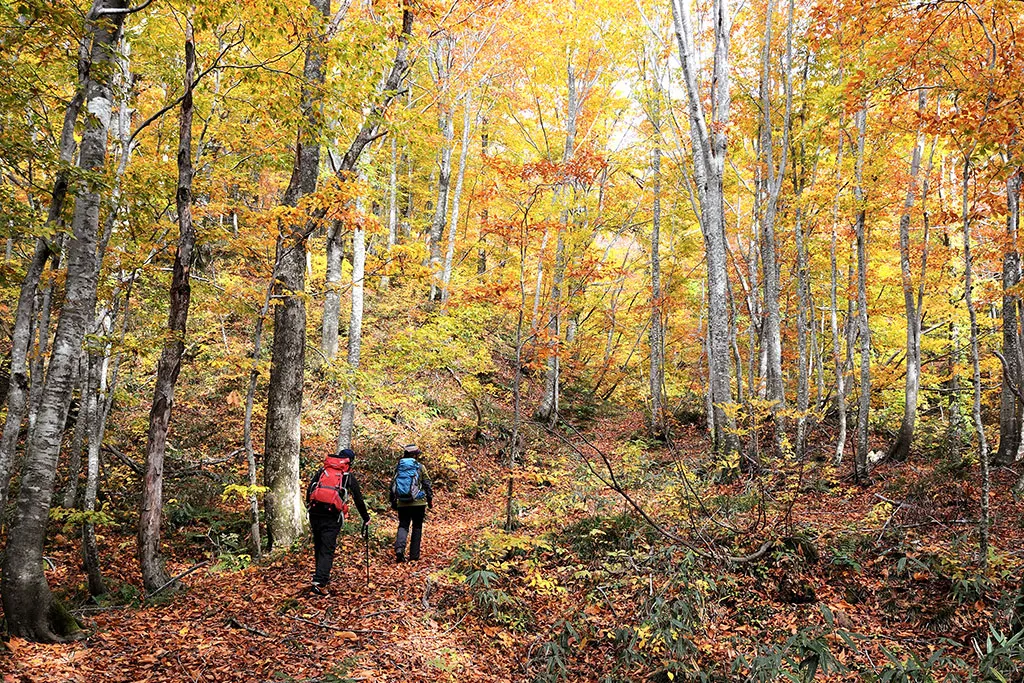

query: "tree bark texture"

left=1, top=0, right=127, bottom=642
left=138, top=21, right=196, bottom=594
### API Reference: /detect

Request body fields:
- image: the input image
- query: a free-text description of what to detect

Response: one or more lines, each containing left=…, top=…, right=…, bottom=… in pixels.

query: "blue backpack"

left=391, top=458, right=425, bottom=502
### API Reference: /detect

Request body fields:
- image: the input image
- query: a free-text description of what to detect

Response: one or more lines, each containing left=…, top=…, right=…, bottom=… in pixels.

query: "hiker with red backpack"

left=390, top=444, right=434, bottom=563
left=306, top=447, right=370, bottom=596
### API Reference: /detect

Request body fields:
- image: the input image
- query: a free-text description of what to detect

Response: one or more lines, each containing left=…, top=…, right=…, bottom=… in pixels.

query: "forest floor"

left=2, top=415, right=1023, bottom=682
left=2, top=485, right=512, bottom=683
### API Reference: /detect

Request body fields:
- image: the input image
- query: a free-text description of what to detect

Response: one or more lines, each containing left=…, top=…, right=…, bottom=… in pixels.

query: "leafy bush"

left=555, top=512, right=656, bottom=562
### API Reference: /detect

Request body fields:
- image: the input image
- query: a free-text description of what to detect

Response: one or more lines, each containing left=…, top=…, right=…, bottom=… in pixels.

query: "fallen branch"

left=102, top=444, right=143, bottom=476
left=284, top=614, right=385, bottom=635
left=540, top=419, right=775, bottom=565
left=226, top=616, right=269, bottom=637
left=146, top=560, right=210, bottom=600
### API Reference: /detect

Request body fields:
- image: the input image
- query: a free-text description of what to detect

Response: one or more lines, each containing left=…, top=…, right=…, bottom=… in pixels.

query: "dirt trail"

left=2, top=493, right=509, bottom=683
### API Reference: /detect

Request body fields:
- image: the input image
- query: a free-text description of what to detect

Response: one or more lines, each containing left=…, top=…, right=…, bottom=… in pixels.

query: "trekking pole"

left=364, top=522, right=370, bottom=585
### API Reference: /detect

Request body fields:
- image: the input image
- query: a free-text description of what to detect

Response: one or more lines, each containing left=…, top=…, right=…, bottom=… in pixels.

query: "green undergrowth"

left=441, top=502, right=1024, bottom=682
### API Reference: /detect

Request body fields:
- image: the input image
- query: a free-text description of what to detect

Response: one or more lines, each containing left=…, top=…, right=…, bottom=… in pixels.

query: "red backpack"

left=307, top=456, right=351, bottom=521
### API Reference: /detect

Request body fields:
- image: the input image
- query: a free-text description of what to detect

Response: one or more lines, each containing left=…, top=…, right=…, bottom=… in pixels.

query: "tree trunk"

left=138, top=21, right=197, bottom=593
left=381, top=134, right=398, bottom=291
left=428, top=37, right=455, bottom=301
left=795, top=204, right=810, bottom=457
left=853, top=105, right=870, bottom=484
left=61, top=359, right=89, bottom=509
left=1, top=0, right=127, bottom=642
left=243, top=262, right=276, bottom=560
left=756, top=0, right=785, bottom=415
left=648, top=73, right=666, bottom=438
left=28, top=255, right=60, bottom=433
left=997, top=170, right=1023, bottom=465
left=82, top=345, right=108, bottom=597
left=0, top=72, right=87, bottom=514
left=338, top=169, right=368, bottom=450
left=536, top=61, right=580, bottom=425
left=442, top=91, right=473, bottom=301
left=322, top=220, right=343, bottom=359
left=671, top=0, right=737, bottom=453
left=264, top=0, right=331, bottom=550
left=888, top=91, right=926, bottom=463
left=478, top=118, right=490, bottom=276
left=962, top=158, right=990, bottom=566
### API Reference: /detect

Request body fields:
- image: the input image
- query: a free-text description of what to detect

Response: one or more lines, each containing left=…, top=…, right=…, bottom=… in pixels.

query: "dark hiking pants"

left=395, top=506, right=426, bottom=560
left=310, top=511, right=342, bottom=585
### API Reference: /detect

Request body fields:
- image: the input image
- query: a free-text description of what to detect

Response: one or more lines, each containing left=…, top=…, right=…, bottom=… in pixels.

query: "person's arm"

left=420, top=464, right=433, bottom=507
left=348, top=474, right=370, bottom=522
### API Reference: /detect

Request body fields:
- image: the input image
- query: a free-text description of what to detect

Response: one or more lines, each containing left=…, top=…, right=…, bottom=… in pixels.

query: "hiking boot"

left=395, top=551, right=405, bottom=563
left=311, top=583, right=330, bottom=596
left=408, top=556, right=419, bottom=562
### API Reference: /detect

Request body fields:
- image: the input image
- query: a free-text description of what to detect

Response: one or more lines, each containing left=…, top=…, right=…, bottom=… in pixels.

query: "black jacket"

left=306, top=468, right=370, bottom=522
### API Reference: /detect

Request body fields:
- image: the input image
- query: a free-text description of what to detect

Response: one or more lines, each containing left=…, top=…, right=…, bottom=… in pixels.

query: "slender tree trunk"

left=478, top=118, right=489, bottom=276
left=138, top=20, right=197, bottom=593
left=428, top=38, right=455, bottom=301
left=82, top=338, right=109, bottom=597
left=1, top=0, right=127, bottom=642
left=648, top=75, right=666, bottom=438
left=28, top=256, right=60, bottom=432
left=997, top=170, right=1023, bottom=465
left=265, top=0, right=331, bottom=550
left=322, top=221, right=343, bottom=359
left=381, top=134, right=398, bottom=291
left=888, top=91, right=926, bottom=463
left=757, top=0, right=783, bottom=413
left=853, top=105, right=870, bottom=484
left=338, top=168, right=368, bottom=450
left=243, top=265, right=275, bottom=559
left=961, top=158, right=990, bottom=565
left=442, top=91, right=473, bottom=301
left=795, top=204, right=810, bottom=457
left=536, top=61, right=579, bottom=425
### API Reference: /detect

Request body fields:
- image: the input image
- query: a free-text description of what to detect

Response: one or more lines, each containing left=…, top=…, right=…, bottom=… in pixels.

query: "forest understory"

left=2, top=394, right=1022, bottom=682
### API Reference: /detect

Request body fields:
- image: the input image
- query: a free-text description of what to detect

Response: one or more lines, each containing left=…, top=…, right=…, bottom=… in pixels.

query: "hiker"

left=306, top=447, right=370, bottom=596
left=390, top=444, right=434, bottom=562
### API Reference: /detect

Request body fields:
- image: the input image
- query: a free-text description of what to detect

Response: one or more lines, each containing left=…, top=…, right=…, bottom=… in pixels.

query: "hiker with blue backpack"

left=390, top=444, right=434, bottom=563
left=306, top=448, right=370, bottom=596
